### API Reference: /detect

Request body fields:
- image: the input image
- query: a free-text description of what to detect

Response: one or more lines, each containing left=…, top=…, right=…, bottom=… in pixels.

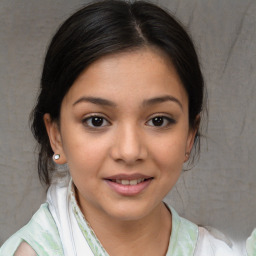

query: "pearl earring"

left=53, top=154, right=60, bottom=160
left=185, top=152, right=190, bottom=158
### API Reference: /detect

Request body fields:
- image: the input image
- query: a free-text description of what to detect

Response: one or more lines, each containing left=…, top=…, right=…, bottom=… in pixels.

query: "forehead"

left=62, top=47, right=188, bottom=108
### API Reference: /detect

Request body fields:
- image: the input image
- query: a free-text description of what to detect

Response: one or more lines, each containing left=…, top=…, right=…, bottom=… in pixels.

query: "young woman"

left=0, top=1, right=234, bottom=255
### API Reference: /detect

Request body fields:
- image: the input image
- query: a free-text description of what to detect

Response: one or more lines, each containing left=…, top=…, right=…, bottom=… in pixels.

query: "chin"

left=103, top=200, right=159, bottom=222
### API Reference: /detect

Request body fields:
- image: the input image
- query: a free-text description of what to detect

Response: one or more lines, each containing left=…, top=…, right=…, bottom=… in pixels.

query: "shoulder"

left=14, top=242, right=37, bottom=256
left=0, top=203, right=63, bottom=256
left=165, top=204, right=236, bottom=256
left=195, top=226, right=234, bottom=256
left=246, top=228, right=256, bottom=256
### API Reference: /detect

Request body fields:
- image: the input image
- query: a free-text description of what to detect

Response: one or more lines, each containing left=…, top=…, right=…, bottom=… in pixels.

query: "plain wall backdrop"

left=0, top=0, right=255, bottom=253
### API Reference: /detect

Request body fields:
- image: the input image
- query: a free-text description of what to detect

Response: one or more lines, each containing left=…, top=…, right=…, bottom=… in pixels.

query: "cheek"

left=150, top=133, right=187, bottom=165
left=61, top=129, right=110, bottom=175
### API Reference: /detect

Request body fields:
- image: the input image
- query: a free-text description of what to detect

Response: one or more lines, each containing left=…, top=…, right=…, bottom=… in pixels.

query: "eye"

left=83, top=116, right=110, bottom=128
left=146, top=116, right=175, bottom=127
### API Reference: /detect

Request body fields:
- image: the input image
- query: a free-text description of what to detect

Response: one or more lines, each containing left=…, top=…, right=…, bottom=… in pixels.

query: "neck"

left=78, top=200, right=172, bottom=256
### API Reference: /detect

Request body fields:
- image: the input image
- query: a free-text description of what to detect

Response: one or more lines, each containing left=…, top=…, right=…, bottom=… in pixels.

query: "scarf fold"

left=47, top=178, right=199, bottom=256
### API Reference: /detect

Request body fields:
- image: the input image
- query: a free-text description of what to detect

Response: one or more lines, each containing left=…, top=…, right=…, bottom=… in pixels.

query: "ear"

left=44, top=113, right=67, bottom=164
left=184, top=115, right=200, bottom=162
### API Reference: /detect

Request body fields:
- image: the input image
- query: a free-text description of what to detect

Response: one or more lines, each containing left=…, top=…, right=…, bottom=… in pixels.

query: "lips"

left=104, top=174, right=153, bottom=196
left=114, top=178, right=147, bottom=185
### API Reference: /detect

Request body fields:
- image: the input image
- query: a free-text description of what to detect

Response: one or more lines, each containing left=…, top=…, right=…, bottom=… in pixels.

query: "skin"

left=14, top=242, right=37, bottom=256
left=44, top=47, right=197, bottom=256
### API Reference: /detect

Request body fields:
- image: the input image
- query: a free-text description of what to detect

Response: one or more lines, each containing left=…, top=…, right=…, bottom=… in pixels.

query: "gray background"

left=0, top=0, right=255, bottom=252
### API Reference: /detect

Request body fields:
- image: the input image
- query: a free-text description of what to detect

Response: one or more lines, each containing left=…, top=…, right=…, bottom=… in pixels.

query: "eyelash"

left=82, top=115, right=110, bottom=128
left=82, top=115, right=176, bottom=129
left=146, top=116, right=176, bottom=128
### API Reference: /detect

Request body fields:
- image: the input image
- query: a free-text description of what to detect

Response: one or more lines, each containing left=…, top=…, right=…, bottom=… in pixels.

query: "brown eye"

left=91, top=117, right=104, bottom=126
left=152, top=117, right=164, bottom=126
left=83, top=116, right=109, bottom=127
left=146, top=116, right=175, bottom=127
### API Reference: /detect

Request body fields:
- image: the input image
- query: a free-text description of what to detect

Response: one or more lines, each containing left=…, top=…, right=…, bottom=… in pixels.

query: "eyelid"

left=146, top=112, right=176, bottom=121
left=82, top=114, right=111, bottom=128
left=82, top=112, right=111, bottom=121
left=145, top=114, right=176, bottom=127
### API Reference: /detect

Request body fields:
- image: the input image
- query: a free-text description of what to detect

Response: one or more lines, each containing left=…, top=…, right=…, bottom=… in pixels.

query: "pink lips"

left=104, top=174, right=153, bottom=196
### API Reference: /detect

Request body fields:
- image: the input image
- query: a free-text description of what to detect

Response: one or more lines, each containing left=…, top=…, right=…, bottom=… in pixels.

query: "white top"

left=0, top=177, right=238, bottom=255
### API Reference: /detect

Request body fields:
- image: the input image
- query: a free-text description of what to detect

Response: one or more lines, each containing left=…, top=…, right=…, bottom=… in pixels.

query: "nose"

left=110, top=123, right=148, bottom=165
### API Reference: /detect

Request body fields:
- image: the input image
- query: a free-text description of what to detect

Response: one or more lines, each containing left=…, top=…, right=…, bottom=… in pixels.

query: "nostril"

left=109, top=128, right=148, bottom=163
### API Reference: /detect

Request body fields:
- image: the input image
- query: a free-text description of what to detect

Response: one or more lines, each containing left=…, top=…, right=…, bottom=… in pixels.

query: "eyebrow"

left=72, top=95, right=183, bottom=109
left=73, top=96, right=117, bottom=107
left=142, top=95, right=183, bottom=110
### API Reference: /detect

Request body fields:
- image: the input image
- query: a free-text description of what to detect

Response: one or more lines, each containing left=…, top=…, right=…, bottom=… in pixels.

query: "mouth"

left=107, top=178, right=153, bottom=186
left=104, top=175, right=154, bottom=196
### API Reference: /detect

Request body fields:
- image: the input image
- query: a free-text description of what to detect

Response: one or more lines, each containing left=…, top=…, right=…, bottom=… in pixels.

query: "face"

left=45, top=48, right=196, bottom=222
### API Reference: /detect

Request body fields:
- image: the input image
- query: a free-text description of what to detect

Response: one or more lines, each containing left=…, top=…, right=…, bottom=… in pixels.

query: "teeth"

left=121, top=180, right=130, bottom=185
left=129, top=180, right=138, bottom=185
left=114, top=178, right=146, bottom=185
